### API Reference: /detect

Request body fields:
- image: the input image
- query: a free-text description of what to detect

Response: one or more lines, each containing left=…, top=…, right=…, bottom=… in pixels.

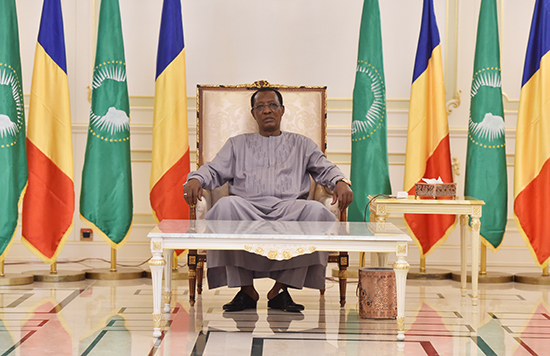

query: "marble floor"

left=1, top=264, right=550, bottom=355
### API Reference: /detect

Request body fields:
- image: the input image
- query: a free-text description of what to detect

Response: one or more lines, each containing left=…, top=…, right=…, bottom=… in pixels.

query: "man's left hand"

left=331, top=181, right=353, bottom=211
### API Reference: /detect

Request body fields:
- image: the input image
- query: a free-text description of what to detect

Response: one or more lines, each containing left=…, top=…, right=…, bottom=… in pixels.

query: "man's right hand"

left=183, top=178, right=202, bottom=208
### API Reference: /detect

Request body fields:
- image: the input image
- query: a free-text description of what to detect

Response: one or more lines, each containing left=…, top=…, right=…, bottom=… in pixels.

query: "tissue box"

left=414, top=183, right=457, bottom=199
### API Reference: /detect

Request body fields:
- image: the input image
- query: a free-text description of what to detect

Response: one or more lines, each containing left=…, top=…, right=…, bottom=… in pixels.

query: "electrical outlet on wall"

left=80, top=228, right=93, bottom=241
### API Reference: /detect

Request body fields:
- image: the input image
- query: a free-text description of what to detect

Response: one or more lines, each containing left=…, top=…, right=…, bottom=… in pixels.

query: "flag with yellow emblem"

left=80, top=0, right=132, bottom=248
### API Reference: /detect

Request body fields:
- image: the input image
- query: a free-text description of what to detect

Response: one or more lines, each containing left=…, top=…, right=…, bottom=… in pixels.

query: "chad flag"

left=403, top=0, right=456, bottom=257
left=514, top=0, right=550, bottom=268
left=22, top=0, right=74, bottom=263
left=150, top=0, right=190, bottom=224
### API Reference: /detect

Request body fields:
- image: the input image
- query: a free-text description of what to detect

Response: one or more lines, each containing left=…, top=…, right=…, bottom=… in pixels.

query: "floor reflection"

left=1, top=266, right=550, bottom=355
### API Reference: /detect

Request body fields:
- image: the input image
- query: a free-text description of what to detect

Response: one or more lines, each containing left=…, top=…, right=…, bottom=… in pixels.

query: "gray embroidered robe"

left=187, top=131, right=347, bottom=290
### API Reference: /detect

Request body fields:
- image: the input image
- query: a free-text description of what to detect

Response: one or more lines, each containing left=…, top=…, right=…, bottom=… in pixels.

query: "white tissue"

left=421, top=177, right=444, bottom=184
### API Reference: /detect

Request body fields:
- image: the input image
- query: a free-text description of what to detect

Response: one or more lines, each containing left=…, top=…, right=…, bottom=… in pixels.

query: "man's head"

left=250, top=88, right=285, bottom=137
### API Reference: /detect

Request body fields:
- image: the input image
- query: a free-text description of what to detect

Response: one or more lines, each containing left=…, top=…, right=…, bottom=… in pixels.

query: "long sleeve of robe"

left=188, top=132, right=346, bottom=201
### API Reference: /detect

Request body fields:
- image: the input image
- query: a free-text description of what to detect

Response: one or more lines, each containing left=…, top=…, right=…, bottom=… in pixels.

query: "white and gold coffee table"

left=147, top=219, right=412, bottom=340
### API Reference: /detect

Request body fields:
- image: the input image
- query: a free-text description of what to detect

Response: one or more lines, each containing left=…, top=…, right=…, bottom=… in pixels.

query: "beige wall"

left=10, top=0, right=541, bottom=272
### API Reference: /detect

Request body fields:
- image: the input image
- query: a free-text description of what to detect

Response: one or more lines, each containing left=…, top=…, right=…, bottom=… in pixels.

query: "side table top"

left=369, top=196, right=485, bottom=206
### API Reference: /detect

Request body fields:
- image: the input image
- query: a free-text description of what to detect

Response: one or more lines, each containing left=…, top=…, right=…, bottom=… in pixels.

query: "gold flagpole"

left=50, top=260, right=57, bottom=275
left=111, top=248, right=117, bottom=272
left=480, top=245, right=487, bottom=275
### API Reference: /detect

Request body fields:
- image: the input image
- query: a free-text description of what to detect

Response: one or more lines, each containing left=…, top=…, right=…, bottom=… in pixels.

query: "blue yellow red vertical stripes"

left=37, top=0, right=67, bottom=73
left=150, top=0, right=190, bottom=226
left=403, top=0, right=456, bottom=257
left=412, top=0, right=440, bottom=82
left=514, top=0, right=550, bottom=268
left=22, top=0, right=74, bottom=264
left=156, top=0, right=184, bottom=79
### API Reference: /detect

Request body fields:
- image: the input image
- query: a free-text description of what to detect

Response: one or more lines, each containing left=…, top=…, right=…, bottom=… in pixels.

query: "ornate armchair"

left=187, top=81, right=349, bottom=306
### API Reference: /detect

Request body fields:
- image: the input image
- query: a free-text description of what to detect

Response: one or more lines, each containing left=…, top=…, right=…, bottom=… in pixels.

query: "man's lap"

left=204, top=195, right=334, bottom=289
left=205, top=195, right=335, bottom=222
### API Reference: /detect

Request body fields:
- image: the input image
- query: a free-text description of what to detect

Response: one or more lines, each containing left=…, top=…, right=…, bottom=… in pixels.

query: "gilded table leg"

left=369, top=210, right=379, bottom=267
left=188, top=250, right=198, bottom=306
left=149, top=238, right=166, bottom=338
left=197, top=260, right=204, bottom=294
left=164, top=250, right=173, bottom=313
left=394, top=243, right=410, bottom=341
left=460, top=215, right=468, bottom=297
left=371, top=205, right=389, bottom=268
left=338, top=252, right=349, bottom=307
left=471, top=215, right=481, bottom=306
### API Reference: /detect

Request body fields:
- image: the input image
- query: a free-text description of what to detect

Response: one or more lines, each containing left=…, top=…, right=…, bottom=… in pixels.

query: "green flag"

left=464, top=0, right=507, bottom=250
left=0, top=0, right=27, bottom=259
left=80, top=0, right=132, bottom=248
left=349, top=0, right=391, bottom=222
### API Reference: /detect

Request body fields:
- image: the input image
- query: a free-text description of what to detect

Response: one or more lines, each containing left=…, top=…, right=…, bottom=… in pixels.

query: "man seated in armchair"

left=183, top=87, right=353, bottom=312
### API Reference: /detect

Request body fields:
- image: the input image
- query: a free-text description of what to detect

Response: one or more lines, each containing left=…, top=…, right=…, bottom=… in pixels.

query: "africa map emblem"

left=352, top=61, right=385, bottom=142
left=89, top=60, right=130, bottom=142
left=0, top=64, right=23, bottom=148
left=469, top=67, right=505, bottom=148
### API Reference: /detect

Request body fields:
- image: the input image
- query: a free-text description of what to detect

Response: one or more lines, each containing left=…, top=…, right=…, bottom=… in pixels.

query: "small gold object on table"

left=414, top=182, right=457, bottom=199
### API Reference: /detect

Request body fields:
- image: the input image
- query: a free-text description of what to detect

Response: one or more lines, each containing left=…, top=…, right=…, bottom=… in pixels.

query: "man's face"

left=251, top=91, right=285, bottom=136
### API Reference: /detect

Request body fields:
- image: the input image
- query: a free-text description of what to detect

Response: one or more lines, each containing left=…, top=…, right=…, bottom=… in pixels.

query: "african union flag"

left=80, top=0, right=133, bottom=249
left=349, top=0, right=392, bottom=223
left=464, top=0, right=507, bottom=251
left=0, top=0, right=27, bottom=261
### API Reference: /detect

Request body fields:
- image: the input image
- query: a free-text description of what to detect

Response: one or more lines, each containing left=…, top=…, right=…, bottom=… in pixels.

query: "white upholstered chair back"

left=198, top=83, right=326, bottom=164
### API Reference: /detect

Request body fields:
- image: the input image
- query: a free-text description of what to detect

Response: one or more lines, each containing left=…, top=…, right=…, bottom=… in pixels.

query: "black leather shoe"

left=268, top=290, right=304, bottom=312
left=223, top=291, right=257, bottom=312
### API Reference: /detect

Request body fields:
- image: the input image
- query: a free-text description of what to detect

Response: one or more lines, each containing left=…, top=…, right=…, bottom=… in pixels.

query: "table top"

left=369, top=196, right=485, bottom=205
left=148, top=220, right=412, bottom=256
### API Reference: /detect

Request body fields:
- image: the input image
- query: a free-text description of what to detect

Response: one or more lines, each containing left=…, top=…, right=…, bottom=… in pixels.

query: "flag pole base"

left=0, top=273, right=34, bottom=286
left=143, top=268, right=188, bottom=280
left=406, top=268, right=452, bottom=280
left=85, top=268, right=144, bottom=280
left=514, top=272, right=550, bottom=285
left=451, top=271, right=513, bottom=284
left=23, top=270, right=86, bottom=283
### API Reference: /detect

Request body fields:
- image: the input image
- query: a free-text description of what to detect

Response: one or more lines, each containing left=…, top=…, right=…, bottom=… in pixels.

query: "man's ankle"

left=267, top=283, right=286, bottom=300
left=241, top=286, right=259, bottom=301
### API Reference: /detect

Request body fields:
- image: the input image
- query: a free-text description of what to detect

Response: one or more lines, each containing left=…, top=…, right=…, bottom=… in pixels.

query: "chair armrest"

left=312, top=184, right=339, bottom=221
left=195, top=190, right=212, bottom=220
left=316, top=194, right=340, bottom=221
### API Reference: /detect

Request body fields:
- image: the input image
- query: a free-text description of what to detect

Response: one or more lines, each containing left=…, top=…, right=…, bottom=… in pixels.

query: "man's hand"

left=331, top=181, right=353, bottom=211
left=183, top=178, right=203, bottom=208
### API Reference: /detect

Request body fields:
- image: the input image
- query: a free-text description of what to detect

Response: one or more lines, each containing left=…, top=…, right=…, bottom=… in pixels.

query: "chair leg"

left=196, top=260, right=204, bottom=294
left=187, top=250, right=198, bottom=306
left=319, top=288, right=325, bottom=295
left=338, top=252, right=349, bottom=307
